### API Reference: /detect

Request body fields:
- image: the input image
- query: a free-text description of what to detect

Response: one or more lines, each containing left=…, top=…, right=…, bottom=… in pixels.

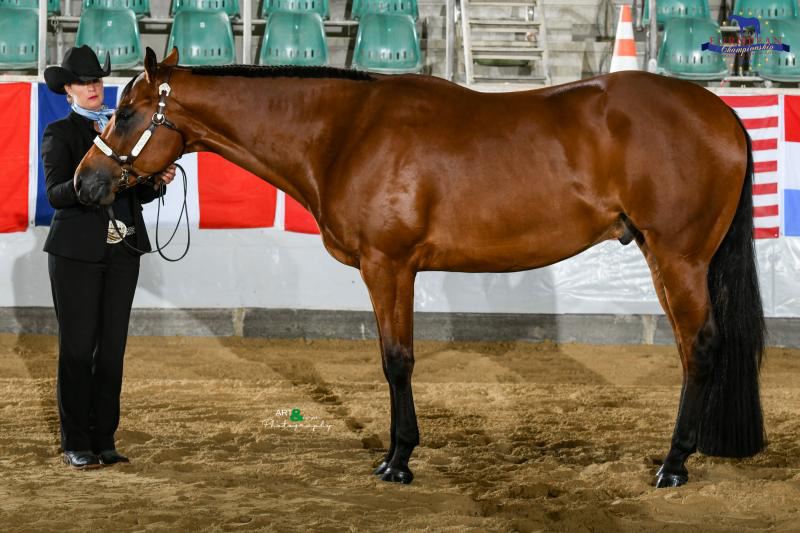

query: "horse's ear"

left=163, top=47, right=179, bottom=67
left=144, top=47, right=158, bottom=84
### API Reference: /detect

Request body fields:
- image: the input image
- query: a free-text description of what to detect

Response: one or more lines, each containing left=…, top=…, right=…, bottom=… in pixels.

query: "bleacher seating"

left=753, top=18, right=800, bottom=81
left=261, top=0, right=328, bottom=18
left=83, top=0, right=149, bottom=17
left=2, top=0, right=426, bottom=74
left=75, top=4, right=142, bottom=69
left=167, top=8, right=235, bottom=65
left=642, top=0, right=710, bottom=26
left=0, top=6, right=38, bottom=69
left=732, top=0, right=797, bottom=19
left=351, top=0, right=417, bottom=20
left=171, top=0, right=239, bottom=18
left=5, top=0, right=800, bottom=87
left=353, top=13, right=421, bottom=73
left=0, top=0, right=59, bottom=15
left=657, top=17, right=728, bottom=79
left=260, top=12, right=328, bottom=65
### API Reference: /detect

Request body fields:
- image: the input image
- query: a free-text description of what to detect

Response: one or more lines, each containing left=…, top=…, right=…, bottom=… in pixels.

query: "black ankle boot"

left=63, top=450, right=101, bottom=469
left=97, top=449, right=130, bottom=465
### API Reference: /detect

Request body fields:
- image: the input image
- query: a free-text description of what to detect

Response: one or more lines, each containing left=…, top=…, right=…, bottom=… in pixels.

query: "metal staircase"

left=460, top=0, right=552, bottom=86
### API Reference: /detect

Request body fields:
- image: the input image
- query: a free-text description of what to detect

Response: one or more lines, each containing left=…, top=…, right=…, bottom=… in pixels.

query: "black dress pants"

left=48, top=239, right=140, bottom=452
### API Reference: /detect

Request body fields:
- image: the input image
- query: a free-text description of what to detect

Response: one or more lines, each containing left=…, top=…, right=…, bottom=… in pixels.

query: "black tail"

left=697, top=112, right=766, bottom=458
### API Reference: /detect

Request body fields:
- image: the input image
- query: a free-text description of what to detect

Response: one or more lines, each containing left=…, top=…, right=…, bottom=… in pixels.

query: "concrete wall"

left=3, top=307, right=800, bottom=347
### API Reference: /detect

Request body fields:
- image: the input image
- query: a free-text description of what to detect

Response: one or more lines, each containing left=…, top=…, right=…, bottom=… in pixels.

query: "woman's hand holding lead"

left=153, top=164, right=177, bottom=189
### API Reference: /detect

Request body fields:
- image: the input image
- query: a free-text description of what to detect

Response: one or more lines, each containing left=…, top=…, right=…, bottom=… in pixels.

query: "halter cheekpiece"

left=92, top=69, right=183, bottom=191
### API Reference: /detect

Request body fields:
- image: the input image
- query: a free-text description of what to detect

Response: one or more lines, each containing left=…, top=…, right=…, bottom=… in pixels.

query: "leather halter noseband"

left=92, top=69, right=185, bottom=191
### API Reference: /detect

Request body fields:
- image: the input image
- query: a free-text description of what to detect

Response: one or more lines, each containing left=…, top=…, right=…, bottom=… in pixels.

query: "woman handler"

left=42, top=45, right=176, bottom=469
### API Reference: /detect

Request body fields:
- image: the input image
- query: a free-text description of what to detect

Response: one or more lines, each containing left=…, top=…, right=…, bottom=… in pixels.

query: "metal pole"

left=648, top=0, right=658, bottom=72
left=242, top=0, right=252, bottom=64
left=461, top=0, right=473, bottom=85
left=446, top=0, right=454, bottom=81
left=38, top=0, right=47, bottom=78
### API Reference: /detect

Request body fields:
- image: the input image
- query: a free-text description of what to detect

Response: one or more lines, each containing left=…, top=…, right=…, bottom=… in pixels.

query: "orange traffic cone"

left=610, top=5, right=638, bottom=72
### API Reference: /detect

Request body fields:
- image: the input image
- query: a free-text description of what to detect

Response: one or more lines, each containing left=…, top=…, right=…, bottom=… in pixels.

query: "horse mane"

left=185, top=64, right=376, bottom=82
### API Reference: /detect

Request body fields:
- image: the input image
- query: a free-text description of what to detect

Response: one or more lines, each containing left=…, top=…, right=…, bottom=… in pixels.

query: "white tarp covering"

left=2, top=226, right=798, bottom=317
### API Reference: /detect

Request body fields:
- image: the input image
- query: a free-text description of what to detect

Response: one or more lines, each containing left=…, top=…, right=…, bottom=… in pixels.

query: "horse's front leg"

left=360, top=252, right=419, bottom=484
left=372, top=363, right=397, bottom=476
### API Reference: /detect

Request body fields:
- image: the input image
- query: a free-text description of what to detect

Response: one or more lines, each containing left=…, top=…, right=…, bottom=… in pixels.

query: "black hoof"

left=655, top=466, right=688, bottom=488
left=372, top=460, right=390, bottom=476
left=380, top=466, right=413, bottom=484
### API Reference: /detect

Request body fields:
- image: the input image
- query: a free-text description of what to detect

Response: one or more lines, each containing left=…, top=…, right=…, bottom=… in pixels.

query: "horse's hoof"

left=655, top=466, right=688, bottom=488
left=380, top=466, right=413, bottom=484
left=372, top=461, right=390, bottom=476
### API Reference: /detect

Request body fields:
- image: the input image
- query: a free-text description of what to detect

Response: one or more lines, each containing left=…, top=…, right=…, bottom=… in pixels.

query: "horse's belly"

left=413, top=189, right=618, bottom=272
left=416, top=226, right=611, bottom=273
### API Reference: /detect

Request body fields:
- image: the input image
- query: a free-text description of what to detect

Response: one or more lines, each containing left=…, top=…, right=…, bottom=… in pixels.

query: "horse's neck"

left=177, top=72, right=364, bottom=217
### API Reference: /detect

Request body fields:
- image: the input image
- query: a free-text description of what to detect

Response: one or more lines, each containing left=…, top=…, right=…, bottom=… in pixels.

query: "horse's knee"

left=383, top=344, right=414, bottom=387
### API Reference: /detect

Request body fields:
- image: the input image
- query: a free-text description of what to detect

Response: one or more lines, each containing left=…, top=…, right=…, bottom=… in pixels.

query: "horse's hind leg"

left=360, top=253, right=420, bottom=484
left=643, top=244, right=715, bottom=488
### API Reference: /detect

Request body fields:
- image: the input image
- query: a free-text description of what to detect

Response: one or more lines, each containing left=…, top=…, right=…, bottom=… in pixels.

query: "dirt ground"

left=1, top=333, right=799, bottom=532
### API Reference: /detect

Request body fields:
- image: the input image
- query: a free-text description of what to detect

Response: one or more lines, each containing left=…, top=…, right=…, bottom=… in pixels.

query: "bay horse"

left=75, top=47, right=765, bottom=488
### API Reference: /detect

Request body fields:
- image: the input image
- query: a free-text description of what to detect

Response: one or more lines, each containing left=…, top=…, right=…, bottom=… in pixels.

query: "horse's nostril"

left=89, top=183, right=108, bottom=203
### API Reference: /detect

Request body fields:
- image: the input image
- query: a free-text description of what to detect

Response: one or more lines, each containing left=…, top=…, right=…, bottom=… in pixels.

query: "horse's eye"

left=117, top=109, right=132, bottom=121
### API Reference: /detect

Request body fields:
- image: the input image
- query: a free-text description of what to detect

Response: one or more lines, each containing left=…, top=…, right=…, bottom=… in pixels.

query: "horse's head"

left=74, top=47, right=185, bottom=206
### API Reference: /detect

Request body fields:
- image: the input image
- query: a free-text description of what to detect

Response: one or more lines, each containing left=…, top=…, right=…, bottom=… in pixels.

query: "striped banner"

left=720, top=94, right=780, bottom=239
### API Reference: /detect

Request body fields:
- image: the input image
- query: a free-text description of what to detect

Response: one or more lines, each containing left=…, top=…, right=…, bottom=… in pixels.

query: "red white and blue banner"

left=2, top=84, right=798, bottom=238
left=783, top=95, right=800, bottom=236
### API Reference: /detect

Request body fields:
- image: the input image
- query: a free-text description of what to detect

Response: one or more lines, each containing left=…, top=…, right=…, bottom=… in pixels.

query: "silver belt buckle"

left=107, top=220, right=134, bottom=244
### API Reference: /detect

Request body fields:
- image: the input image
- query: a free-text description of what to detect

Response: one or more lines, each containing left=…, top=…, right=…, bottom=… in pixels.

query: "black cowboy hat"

left=44, top=45, right=111, bottom=95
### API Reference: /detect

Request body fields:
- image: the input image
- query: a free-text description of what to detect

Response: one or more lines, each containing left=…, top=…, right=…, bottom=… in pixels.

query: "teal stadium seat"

left=0, top=0, right=60, bottom=15
left=167, top=9, right=236, bottom=65
left=352, top=13, right=421, bottom=73
left=753, top=18, right=800, bottom=81
left=657, top=17, right=728, bottom=79
left=76, top=6, right=142, bottom=69
left=259, top=12, right=328, bottom=65
left=352, top=0, right=417, bottom=20
left=83, top=0, right=149, bottom=18
left=0, top=7, right=38, bottom=69
left=733, top=0, right=797, bottom=19
left=172, top=0, right=239, bottom=19
left=260, top=0, right=328, bottom=19
left=642, top=0, right=710, bottom=26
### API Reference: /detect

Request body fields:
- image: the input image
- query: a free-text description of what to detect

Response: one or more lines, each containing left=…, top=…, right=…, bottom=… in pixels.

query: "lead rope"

left=105, top=163, right=190, bottom=262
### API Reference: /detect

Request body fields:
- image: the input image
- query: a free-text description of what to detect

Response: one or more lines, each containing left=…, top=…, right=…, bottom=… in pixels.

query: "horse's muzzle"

left=76, top=169, right=115, bottom=206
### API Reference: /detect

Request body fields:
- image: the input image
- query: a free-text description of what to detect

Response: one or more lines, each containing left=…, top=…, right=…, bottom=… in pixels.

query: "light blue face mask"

left=71, top=102, right=116, bottom=131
